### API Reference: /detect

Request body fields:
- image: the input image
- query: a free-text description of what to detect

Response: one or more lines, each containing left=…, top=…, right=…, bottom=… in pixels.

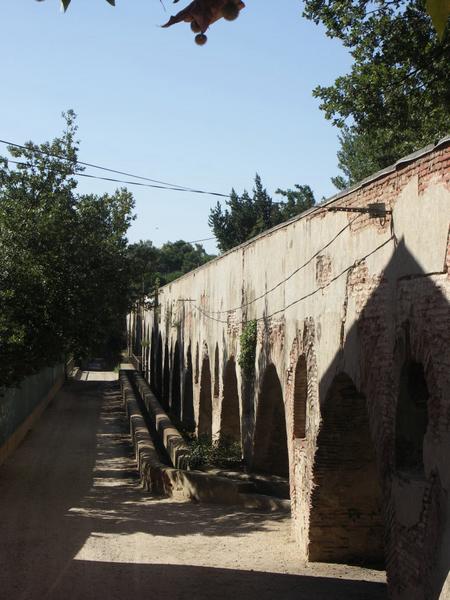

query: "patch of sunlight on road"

left=75, top=370, right=118, bottom=382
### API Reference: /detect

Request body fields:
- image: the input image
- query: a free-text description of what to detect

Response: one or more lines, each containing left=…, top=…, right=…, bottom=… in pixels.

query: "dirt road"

left=0, top=373, right=387, bottom=599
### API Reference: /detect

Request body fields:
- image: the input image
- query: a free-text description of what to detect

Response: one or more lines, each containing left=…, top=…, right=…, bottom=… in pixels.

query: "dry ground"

left=0, top=372, right=387, bottom=600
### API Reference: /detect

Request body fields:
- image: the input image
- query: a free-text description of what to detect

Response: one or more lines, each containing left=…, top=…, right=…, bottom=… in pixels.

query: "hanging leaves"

left=162, top=0, right=245, bottom=43
left=58, top=0, right=115, bottom=12
left=426, top=0, right=450, bottom=39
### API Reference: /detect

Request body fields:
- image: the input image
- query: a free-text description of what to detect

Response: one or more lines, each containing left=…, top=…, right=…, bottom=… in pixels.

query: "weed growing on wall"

left=238, top=320, right=257, bottom=377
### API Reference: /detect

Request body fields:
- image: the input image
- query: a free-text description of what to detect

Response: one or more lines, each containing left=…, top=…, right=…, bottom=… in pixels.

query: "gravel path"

left=0, top=373, right=387, bottom=600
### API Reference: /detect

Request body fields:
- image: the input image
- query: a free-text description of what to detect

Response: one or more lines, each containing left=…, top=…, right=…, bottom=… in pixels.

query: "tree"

left=0, top=111, right=135, bottom=387
left=158, top=240, right=215, bottom=283
left=275, top=184, right=316, bottom=221
left=303, top=0, right=450, bottom=187
left=127, top=240, right=160, bottom=300
left=209, top=175, right=315, bottom=252
left=127, top=239, right=215, bottom=300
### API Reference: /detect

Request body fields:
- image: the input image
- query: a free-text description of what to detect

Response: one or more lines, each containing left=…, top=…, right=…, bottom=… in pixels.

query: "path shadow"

left=46, top=561, right=387, bottom=600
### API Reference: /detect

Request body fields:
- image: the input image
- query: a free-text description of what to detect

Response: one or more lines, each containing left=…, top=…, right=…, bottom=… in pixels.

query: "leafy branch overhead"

left=58, top=0, right=115, bottom=9
left=162, top=0, right=245, bottom=45
left=39, top=0, right=448, bottom=40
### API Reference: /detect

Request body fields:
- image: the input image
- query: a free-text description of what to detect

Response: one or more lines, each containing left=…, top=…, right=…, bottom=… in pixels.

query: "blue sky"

left=1, top=0, right=352, bottom=253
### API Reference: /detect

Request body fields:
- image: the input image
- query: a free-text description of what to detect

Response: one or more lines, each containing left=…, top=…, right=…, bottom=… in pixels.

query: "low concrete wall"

left=120, top=370, right=289, bottom=511
left=0, top=364, right=65, bottom=467
left=129, top=370, right=190, bottom=469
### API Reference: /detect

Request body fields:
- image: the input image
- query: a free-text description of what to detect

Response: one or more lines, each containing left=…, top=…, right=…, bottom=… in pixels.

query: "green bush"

left=238, top=319, right=257, bottom=377
left=186, top=436, right=242, bottom=470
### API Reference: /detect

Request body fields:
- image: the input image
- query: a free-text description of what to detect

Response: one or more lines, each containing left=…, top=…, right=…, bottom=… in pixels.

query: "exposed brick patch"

left=308, top=373, right=384, bottom=564
left=285, top=320, right=319, bottom=557
left=315, top=254, right=333, bottom=287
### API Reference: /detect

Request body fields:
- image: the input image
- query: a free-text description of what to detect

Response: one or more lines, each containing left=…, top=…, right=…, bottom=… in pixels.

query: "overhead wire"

left=185, top=236, right=216, bottom=244
left=200, top=214, right=362, bottom=316
left=192, top=235, right=395, bottom=325
left=0, top=139, right=229, bottom=198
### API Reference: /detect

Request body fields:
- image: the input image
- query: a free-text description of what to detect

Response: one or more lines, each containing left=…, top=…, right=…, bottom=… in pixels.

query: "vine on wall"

left=238, top=320, right=257, bottom=377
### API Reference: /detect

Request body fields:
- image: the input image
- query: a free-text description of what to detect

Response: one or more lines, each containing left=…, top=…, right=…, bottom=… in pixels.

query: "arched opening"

left=155, top=334, right=163, bottom=400
left=144, top=325, right=151, bottom=381
left=194, top=342, right=199, bottom=384
left=183, top=344, right=195, bottom=433
left=198, top=351, right=212, bottom=440
left=171, top=341, right=181, bottom=419
left=213, top=344, right=220, bottom=399
left=395, top=360, right=429, bottom=476
left=133, top=313, right=142, bottom=358
left=252, top=364, right=289, bottom=478
left=220, top=357, right=241, bottom=444
left=150, top=328, right=156, bottom=392
left=162, top=341, right=170, bottom=409
left=293, top=355, right=307, bottom=439
left=309, top=373, right=384, bottom=565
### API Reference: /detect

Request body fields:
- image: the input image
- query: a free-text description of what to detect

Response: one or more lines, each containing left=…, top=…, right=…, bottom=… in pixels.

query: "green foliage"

left=331, top=126, right=400, bottom=189
left=127, top=240, right=159, bottom=300
left=127, top=239, right=215, bottom=300
left=238, top=319, right=257, bottom=378
left=0, top=111, right=135, bottom=387
left=303, top=0, right=450, bottom=187
left=275, top=184, right=316, bottom=219
left=209, top=175, right=315, bottom=252
left=42, top=0, right=449, bottom=39
left=186, top=435, right=242, bottom=470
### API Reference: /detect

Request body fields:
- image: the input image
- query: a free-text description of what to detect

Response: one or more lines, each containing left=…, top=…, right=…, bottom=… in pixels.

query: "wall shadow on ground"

left=43, top=561, right=387, bottom=600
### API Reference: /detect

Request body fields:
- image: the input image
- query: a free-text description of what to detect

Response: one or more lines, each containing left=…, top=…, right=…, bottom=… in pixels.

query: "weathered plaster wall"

left=129, top=139, right=450, bottom=600
left=0, top=364, right=65, bottom=467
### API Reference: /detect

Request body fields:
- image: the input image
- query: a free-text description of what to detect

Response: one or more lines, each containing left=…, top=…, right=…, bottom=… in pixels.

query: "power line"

left=186, top=236, right=216, bottom=244
left=76, top=171, right=229, bottom=198
left=3, top=158, right=229, bottom=199
left=201, top=214, right=361, bottom=316
left=0, top=139, right=229, bottom=198
left=193, top=235, right=394, bottom=325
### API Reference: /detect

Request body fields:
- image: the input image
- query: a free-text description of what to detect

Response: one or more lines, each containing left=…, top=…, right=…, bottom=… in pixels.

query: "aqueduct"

left=129, top=138, right=450, bottom=600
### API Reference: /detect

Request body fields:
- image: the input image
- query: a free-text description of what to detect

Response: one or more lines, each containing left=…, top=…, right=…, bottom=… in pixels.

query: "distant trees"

left=0, top=111, right=134, bottom=387
left=208, top=174, right=315, bottom=252
left=127, top=239, right=215, bottom=300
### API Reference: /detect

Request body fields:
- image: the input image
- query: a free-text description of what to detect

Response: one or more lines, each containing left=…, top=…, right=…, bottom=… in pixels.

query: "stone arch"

left=309, top=373, right=383, bottom=565
left=162, top=341, right=170, bottom=409
left=393, top=322, right=431, bottom=478
left=219, top=356, right=241, bottom=444
left=395, top=360, right=429, bottom=476
left=183, top=344, right=195, bottom=432
left=198, top=347, right=212, bottom=440
left=252, top=364, right=289, bottom=478
left=293, top=355, right=308, bottom=439
left=155, top=333, right=163, bottom=400
left=171, top=341, right=182, bottom=419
